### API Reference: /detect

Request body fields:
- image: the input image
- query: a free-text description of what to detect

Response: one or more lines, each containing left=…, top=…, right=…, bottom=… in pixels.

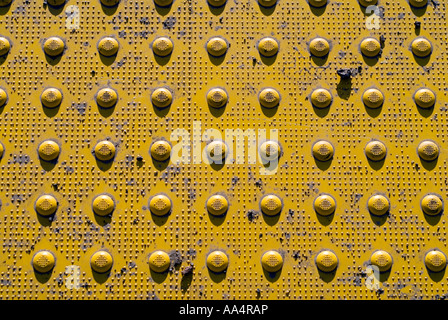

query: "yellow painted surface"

left=0, top=0, right=447, bottom=300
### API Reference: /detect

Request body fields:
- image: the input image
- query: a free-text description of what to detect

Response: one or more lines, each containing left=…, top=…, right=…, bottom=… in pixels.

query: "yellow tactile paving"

left=0, top=0, right=447, bottom=301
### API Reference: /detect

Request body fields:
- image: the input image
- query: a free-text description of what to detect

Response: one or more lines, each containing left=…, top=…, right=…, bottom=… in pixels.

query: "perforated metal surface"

left=0, top=0, right=447, bottom=300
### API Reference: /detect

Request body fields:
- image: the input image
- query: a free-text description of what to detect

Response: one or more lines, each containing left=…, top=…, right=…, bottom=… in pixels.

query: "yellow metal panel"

left=0, top=0, right=447, bottom=300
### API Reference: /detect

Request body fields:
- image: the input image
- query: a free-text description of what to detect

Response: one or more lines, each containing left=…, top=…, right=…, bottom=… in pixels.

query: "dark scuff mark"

left=162, top=16, right=176, bottom=30
left=139, top=17, right=150, bottom=25
left=125, top=154, right=134, bottom=166
left=379, top=35, right=386, bottom=47
left=430, top=0, right=439, bottom=8
left=337, top=66, right=362, bottom=80
left=116, top=58, right=126, bottom=68
left=169, top=251, right=182, bottom=272
left=10, top=154, right=30, bottom=164
left=11, top=194, right=23, bottom=203
left=181, top=264, right=194, bottom=276
left=186, top=248, right=196, bottom=258
left=73, top=102, right=87, bottom=115
left=247, top=210, right=260, bottom=222
left=229, top=176, right=240, bottom=191
left=352, top=193, right=363, bottom=205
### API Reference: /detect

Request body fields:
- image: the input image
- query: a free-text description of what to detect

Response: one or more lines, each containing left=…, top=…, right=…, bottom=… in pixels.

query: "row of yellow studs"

left=30, top=249, right=232, bottom=275
left=65, top=0, right=431, bottom=11
left=311, top=87, right=437, bottom=110
left=0, top=36, right=274, bottom=61
left=33, top=191, right=444, bottom=222
left=310, top=139, right=440, bottom=163
left=24, top=138, right=440, bottom=170
left=31, top=193, right=216, bottom=218
left=7, top=85, right=434, bottom=116
left=97, top=139, right=439, bottom=164
left=0, top=35, right=433, bottom=65
left=0, top=138, right=438, bottom=170
left=303, top=36, right=432, bottom=61
left=197, top=0, right=432, bottom=10
left=31, top=248, right=447, bottom=280
left=257, top=249, right=446, bottom=274
left=213, top=0, right=429, bottom=10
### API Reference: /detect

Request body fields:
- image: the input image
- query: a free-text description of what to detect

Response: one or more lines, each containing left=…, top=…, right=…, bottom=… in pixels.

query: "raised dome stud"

left=417, top=140, right=439, bottom=161
left=315, top=250, right=338, bottom=272
left=309, top=38, right=330, bottom=57
left=425, top=250, right=447, bottom=272
left=258, top=0, right=277, bottom=7
left=150, top=140, right=172, bottom=161
left=0, top=0, right=12, bottom=6
left=98, top=37, right=119, bottom=57
left=206, top=140, right=228, bottom=163
left=41, top=88, right=63, bottom=108
left=414, top=88, right=435, bottom=109
left=362, top=88, right=384, bottom=109
left=35, top=194, right=58, bottom=217
left=370, top=250, right=393, bottom=272
left=151, top=88, right=173, bottom=108
left=32, top=250, right=56, bottom=273
left=310, top=88, right=332, bottom=109
left=94, top=140, right=116, bottom=162
left=314, top=194, right=336, bottom=216
left=149, top=194, right=172, bottom=216
left=96, top=88, right=118, bottom=108
left=308, top=0, right=327, bottom=7
left=312, top=140, right=334, bottom=162
left=258, top=37, right=279, bottom=57
left=360, top=38, right=381, bottom=57
left=258, top=88, right=280, bottom=108
left=359, top=0, right=378, bottom=7
left=100, top=0, right=120, bottom=6
left=0, top=37, right=10, bottom=56
left=261, top=250, right=283, bottom=272
left=46, top=0, right=66, bottom=6
left=90, top=250, right=113, bottom=273
left=154, top=0, right=173, bottom=6
left=411, top=37, right=432, bottom=57
left=206, top=194, right=229, bottom=216
left=421, top=194, right=443, bottom=216
left=148, top=250, right=171, bottom=273
left=259, top=140, right=281, bottom=161
left=92, top=194, right=115, bottom=216
left=0, top=88, right=7, bottom=107
left=38, top=140, right=60, bottom=161
left=207, top=251, right=229, bottom=273
left=207, top=88, right=228, bottom=108
left=206, top=37, right=228, bottom=57
left=207, top=0, right=226, bottom=6
left=260, top=194, right=283, bottom=216
left=409, top=0, right=428, bottom=7
left=367, top=194, right=390, bottom=216
left=365, top=140, right=387, bottom=162
left=43, top=37, right=65, bottom=57
left=152, top=37, right=173, bottom=57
